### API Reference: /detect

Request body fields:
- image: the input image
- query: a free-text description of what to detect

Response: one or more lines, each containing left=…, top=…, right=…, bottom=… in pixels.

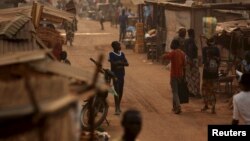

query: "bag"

left=206, top=47, right=219, bottom=73
left=178, top=78, right=189, bottom=104
left=208, top=59, right=218, bottom=73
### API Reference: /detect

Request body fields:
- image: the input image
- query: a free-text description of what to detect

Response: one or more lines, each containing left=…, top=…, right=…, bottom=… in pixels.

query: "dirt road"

left=64, top=18, right=232, bottom=141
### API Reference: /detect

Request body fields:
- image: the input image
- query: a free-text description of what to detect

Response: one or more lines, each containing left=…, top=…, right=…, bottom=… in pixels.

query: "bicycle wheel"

left=80, top=100, right=108, bottom=131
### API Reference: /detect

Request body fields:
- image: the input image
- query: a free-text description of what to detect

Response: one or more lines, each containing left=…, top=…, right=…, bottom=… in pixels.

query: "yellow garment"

left=202, top=17, right=217, bottom=39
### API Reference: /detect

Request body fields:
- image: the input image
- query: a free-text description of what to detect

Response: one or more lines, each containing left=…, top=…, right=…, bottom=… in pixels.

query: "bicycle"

left=80, top=57, right=117, bottom=131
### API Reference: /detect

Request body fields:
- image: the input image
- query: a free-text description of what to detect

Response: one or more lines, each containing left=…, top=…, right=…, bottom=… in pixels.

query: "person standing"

left=201, top=38, right=220, bottom=114
left=174, top=27, right=186, bottom=52
left=184, top=29, right=201, bottom=98
left=110, top=4, right=116, bottom=27
left=238, top=51, right=250, bottom=73
left=98, top=9, right=105, bottom=30
left=63, top=20, right=74, bottom=46
left=162, top=39, right=186, bottom=114
left=232, top=73, right=250, bottom=125
left=112, top=109, right=142, bottom=141
left=108, top=41, right=129, bottom=115
left=119, top=9, right=128, bottom=42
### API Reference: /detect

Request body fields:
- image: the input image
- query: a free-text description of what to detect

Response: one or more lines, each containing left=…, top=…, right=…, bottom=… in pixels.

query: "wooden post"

left=31, top=2, right=43, bottom=28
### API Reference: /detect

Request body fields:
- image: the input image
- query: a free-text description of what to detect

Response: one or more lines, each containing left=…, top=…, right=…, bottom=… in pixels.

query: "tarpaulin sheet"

left=165, top=9, right=191, bottom=51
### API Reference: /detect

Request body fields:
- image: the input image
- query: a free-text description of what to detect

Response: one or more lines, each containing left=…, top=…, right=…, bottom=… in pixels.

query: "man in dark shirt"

left=174, top=27, right=186, bottom=52
left=119, top=9, right=128, bottom=42
left=109, top=41, right=129, bottom=115
left=201, top=38, right=220, bottom=114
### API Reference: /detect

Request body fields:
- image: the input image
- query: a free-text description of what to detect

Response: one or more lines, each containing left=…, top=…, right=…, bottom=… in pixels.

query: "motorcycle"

left=80, top=58, right=117, bottom=131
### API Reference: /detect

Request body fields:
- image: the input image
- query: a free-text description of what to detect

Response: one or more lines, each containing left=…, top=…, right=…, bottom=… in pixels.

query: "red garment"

left=52, top=42, right=63, bottom=60
left=164, top=49, right=185, bottom=79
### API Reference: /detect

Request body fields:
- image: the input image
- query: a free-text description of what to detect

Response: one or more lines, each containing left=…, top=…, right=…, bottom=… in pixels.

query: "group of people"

left=162, top=27, right=209, bottom=114
left=162, top=27, right=250, bottom=125
left=162, top=27, right=229, bottom=114
left=98, top=3, right=134, bottom=43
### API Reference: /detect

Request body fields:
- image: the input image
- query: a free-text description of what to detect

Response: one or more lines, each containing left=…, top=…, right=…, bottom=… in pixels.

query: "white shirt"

left=233, top=91, right=250, bottom=124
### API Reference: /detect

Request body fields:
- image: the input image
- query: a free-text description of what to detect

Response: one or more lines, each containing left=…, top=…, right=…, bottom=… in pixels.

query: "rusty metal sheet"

left=0, top=50, right=48, bottom=66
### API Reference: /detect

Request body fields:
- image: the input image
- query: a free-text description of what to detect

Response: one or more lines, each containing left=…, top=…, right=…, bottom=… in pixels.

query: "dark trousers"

left=170, top=78, right=181, bottom=111
left=113, top=77, right=124, bottom=111
left=119, top=27, right=126, bottom=41
left=100, top=19, right=104, bottom=30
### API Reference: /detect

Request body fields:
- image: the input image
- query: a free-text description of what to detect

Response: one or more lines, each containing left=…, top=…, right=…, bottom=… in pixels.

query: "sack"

left=178, top=78, right=189, bottom=104
left=208, top=58, right=218, bottom=73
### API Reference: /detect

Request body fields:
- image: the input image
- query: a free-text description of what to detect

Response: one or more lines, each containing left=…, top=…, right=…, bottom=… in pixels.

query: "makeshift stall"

left=144, top=1, right=166, bottom=62
left=215, top=20, right=250, bottom=60
left=215, top=20, right=250, bottom=96
left=131, top=0, right=145, bottom=53
left=0, top=2, right=76, bottom=60
left=0, top=15, right=55, bottom=60
left=144, top=1, right=249, bottom=58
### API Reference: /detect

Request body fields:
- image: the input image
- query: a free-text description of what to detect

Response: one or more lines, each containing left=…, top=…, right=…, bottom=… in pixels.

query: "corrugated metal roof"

left=0, top=16, right=41, bottom=55
left=0, top=15, right=31, bottom=39
left=0, top=4, right=74, bottom=24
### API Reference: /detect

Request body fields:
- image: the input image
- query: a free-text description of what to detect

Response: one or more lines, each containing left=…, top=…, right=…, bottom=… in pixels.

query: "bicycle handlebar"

left=90, top=58, right=116, bottom=80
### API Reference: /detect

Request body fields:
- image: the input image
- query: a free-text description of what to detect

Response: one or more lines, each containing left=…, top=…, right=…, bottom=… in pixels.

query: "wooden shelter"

left=0, top=2, right=76, bottom=60
left=215, top=20, right=250, bottom=60
left=0, top=50, right=94, bottom=141
left=0, top=15, right=51, bottom=56
left=0, top=2, right=75, bottom=25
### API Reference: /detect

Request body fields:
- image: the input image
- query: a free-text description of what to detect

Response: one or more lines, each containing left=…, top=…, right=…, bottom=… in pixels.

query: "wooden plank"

left=0, top=89, right=95, bottom=119
left=41, top=13, right=64, bottom=23
left=0, top=50, right=47, bottom=66
left=29, top=60, right=91, bottom=82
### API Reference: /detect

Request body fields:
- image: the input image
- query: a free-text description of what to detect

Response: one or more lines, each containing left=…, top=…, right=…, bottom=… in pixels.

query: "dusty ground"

left=63, top=17, right=233, bottom=141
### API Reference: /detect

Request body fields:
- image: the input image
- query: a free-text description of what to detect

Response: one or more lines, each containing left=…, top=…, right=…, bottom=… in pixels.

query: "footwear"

left=211, top=106, right=216, bottom=114
left=201, top=105, right=209, bottom=112
left=114, top=111, right=120, bottom=115
left=173, top=107, right=181, bottom=114
left=174, top=109, right=181, bottom=114
left=189, top=93, right=195, bottom=97
left=195, top=94, right=202, bottom=99
left=118, top=108, right=122, bottom=113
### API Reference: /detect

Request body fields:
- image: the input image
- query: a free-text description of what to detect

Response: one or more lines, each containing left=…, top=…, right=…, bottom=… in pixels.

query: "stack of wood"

left=36, top=27, right=65, bottom=60
left=134, top=22, right=144, bottom=53
left=36, top=27, right=64, bottom=46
